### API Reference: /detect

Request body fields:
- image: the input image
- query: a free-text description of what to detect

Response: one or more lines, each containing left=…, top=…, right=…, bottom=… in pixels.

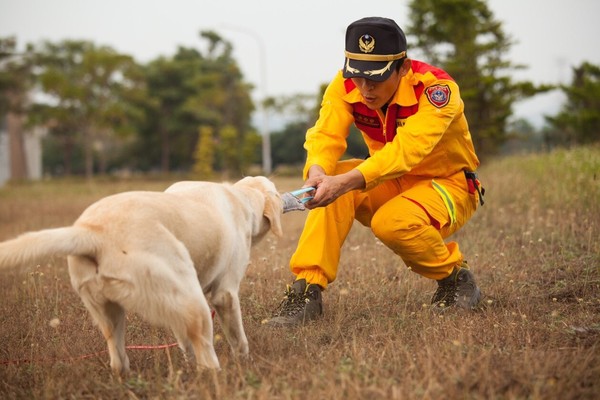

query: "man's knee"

left=371, top=199, right=429, bottom=251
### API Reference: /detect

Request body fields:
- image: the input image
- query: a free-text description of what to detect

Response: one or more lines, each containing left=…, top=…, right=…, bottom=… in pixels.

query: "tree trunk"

left=62, top=135, right=73, bottom=176
left=7, top=111, right=28, bottom=180
left=83, top=127, right=94, bottom=179
left=160, top=126, right=170, bottom=173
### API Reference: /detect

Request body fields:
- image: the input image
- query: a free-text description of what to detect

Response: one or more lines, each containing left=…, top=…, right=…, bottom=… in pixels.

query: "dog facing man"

left=0, top=176, right=284, bottom=373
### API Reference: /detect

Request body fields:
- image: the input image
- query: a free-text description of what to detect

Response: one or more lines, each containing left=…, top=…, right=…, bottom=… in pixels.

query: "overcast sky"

left=1, top=0, right=599, bottom=127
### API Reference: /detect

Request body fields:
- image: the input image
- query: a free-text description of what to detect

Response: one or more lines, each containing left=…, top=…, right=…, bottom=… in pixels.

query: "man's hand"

left=303, top=167, right=365, bottom=209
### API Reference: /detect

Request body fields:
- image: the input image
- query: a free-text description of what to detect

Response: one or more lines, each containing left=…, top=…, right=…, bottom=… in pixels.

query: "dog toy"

left=281, top=187, right=315, bottom=213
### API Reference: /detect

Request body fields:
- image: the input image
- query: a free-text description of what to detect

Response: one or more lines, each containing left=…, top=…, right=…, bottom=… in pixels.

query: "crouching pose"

left=266, top=17, right=485, bottom=327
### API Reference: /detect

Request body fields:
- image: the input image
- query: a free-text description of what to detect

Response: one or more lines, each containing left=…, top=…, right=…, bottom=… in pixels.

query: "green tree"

left=240, top=129, right=261, bottom=173
left=32, top=40, right=145, bottom=177
left=137, top=30, right=254, bottom=174
left=0, top=36, right=34, bottom=180
left=546, top=62, right=600, bottom=146
left=264, top=92, right=316, bottom=170
left=268, top=83, right=368, bottom=170
left=0, top=37, right=25, bottom=115
left=406, top=0, right=552, bottom=155
left=193, top=125, right=215, bottom=179
left=271, top=121, right=308, bottom=168
left=218, top=124, right=239, bottom=178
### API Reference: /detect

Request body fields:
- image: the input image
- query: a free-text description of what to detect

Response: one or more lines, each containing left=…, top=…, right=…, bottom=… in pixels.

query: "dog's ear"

left=264, top=191, right=283, bottom=237
left=236, top=176, right=283, bottom=237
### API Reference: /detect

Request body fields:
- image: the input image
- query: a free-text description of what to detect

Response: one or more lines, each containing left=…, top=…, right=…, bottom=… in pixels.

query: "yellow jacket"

left=303, top=60, right=480, bottom=189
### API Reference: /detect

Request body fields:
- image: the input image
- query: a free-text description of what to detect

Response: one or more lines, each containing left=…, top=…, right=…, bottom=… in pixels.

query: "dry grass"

left=0, top=147, right=599, bottom=400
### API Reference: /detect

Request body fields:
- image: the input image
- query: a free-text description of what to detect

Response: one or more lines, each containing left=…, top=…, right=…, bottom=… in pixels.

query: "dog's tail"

left=0, top=226, right=99, bottom=269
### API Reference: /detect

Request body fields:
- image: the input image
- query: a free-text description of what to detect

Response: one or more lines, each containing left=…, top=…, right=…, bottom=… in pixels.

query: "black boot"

left=431, top=262, right=481, bottom=311
left=266, top=279, right=323, bottom=326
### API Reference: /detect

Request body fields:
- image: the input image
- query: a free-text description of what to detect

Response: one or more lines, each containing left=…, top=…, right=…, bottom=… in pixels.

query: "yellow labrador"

left=0, top=176, right=283, bottom=374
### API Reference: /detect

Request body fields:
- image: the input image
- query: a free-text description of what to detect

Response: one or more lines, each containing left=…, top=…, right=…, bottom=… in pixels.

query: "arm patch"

left=425, top=84, right=451, bottom=108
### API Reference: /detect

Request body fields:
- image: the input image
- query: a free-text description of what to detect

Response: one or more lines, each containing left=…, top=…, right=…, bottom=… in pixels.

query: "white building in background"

left=0, top=121, right=44, bottom=187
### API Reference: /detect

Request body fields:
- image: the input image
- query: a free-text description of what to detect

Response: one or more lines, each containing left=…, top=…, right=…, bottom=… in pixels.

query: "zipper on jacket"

left=376, top=108, right=387, bottom=143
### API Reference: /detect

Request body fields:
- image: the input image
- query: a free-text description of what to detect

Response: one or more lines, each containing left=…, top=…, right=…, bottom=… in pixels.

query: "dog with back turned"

left=0, top=176, right=283, bottom=374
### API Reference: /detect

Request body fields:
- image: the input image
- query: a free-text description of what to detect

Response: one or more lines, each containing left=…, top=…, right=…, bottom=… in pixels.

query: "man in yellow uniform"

left=267, top=17, right=484, bottom=326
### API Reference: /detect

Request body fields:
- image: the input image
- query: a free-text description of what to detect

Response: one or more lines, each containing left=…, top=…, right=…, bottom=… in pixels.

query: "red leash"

left=2, top=310, right=216, bottom=365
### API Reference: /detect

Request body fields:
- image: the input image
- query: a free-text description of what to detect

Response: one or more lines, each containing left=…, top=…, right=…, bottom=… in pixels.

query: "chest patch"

left=425, top=84, right=451, bottom=108
left=353, top=112, right=381, bottom=128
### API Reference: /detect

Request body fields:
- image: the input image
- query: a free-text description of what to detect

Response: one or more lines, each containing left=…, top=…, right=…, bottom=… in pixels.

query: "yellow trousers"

left=291, top=159, right=480, bottom=289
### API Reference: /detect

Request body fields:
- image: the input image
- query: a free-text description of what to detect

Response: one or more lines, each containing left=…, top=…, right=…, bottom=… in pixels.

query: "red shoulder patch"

left=424, top=84, right=451, bottom=108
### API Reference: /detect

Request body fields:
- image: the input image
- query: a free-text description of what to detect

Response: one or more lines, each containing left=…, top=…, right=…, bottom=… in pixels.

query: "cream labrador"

left=0, top=176, right=283, bottom=374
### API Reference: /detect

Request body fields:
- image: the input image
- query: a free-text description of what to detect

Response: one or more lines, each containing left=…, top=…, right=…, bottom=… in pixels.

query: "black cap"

left=343, top=17, right=407, bottom=82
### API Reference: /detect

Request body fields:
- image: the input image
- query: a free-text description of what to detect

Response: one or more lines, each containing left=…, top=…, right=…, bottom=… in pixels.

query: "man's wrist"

left=307, top=165, right=326, bottom=179
left=342, top=169, right=366, bottom=191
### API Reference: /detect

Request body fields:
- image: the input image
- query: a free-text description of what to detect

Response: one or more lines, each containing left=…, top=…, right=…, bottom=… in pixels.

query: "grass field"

left=0, top=146, right=598, bottom=399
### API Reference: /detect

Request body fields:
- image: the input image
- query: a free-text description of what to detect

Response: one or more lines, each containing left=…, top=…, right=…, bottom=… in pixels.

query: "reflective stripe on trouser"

left=291, top=160, right=479, bottom=287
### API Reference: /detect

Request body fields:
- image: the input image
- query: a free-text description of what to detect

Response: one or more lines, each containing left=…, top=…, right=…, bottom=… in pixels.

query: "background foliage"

left=1, top=0, right=599, bottom=180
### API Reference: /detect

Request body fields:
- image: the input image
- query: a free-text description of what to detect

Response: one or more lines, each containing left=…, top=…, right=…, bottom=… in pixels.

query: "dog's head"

left=235, top=176, right=283, bottom=238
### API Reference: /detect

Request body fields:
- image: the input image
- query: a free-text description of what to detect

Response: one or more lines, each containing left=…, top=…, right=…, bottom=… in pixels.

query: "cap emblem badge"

left=358, top=34, right=375, bottom=53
